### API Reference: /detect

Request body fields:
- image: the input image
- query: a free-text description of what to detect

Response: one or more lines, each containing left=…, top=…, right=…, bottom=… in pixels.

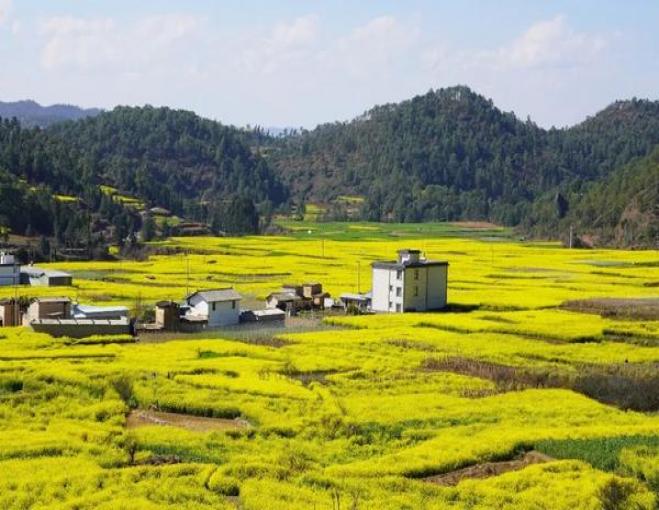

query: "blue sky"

left=0, top=1, right=657, bottom=128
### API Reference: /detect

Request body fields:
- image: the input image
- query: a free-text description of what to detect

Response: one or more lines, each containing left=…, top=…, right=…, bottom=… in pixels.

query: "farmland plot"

left=0, top=224, right=658, bottom=508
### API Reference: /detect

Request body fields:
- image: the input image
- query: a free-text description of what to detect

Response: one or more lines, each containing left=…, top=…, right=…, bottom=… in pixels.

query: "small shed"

left=23, top=297, right=72, bottom=324
left=21, top=266, right=73, bottom=287
left=0, top=299, right=20, bottom=327
left=340, top=292, right=372, bottom=313
left=155, top=301, right=181, bottom=331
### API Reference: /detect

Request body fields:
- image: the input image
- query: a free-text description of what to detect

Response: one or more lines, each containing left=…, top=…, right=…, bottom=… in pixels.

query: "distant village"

left=0, top=249, right=449, bottom=338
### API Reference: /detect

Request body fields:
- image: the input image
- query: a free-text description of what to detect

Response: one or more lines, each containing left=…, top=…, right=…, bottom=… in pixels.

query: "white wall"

left=207, top=300, right=240, bottom=327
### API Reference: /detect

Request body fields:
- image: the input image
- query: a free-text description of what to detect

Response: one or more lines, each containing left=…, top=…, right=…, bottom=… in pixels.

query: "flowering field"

left=0, top=223, right=658, bottom=508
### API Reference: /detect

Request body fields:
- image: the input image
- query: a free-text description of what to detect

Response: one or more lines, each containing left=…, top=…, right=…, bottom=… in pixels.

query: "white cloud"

left=39, top=13, right=201, bottom=72
left=0, top=0, right=12, bottom=26
left=334, top=16, right=419, bottom=74
left=239, top=14, right=319, bottom=74
left=493, top=16, right=607, bottom=69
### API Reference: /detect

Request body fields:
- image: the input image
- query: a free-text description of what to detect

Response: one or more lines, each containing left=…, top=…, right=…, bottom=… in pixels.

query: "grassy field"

left=0, top=222, right=658, bottom=508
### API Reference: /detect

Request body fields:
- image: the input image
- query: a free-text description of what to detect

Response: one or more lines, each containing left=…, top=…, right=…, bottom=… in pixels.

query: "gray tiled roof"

left=189, top=288, right=242, bottom=302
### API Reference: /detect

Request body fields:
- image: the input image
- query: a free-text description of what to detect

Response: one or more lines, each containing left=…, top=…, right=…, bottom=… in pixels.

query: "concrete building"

left=21, top=266, right=73, bottom=287
left=185, top=288, right=242, bottom=327
left=0, top=253, right=20, bottom=287
left=23, top=297, right=72, bottom=324
left=371, top=249, right=448, bottom=313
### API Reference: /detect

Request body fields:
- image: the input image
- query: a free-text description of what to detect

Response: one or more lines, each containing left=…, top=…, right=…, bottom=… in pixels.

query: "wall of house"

left=24, top=301, right=71, bottom=324
left=0, top=265, right=20, bottom=286
left=401, top=265, right=447, bottom=311
left=372, top=267, right=405, bottom=312
left=427, top=265, right=448, bottom=309
left=402, top=266, right=429, bottom=312
left=207, top=300, right=240, bottom=327
left=30, top=320, right=131, bottom=338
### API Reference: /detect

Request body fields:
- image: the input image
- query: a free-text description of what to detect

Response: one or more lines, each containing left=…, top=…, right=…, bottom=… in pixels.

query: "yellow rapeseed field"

left=0, top=223, right=658, bottom=508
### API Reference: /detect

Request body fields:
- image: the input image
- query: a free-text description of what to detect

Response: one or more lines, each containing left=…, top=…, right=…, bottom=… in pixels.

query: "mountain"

left=0, top=100, right=102, bottom=128
left=257, top=86, right=659, bottom=243
left=0, top=88, right=657, bottom=250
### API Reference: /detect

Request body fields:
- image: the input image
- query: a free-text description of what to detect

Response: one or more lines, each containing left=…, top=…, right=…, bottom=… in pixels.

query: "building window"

left=388, top=301, right=393, bottom=309
left=414, top=269, right=419, bottom=280
left=395, top=303, right=402, bottom=312
left=232, top=300, right=236, bottom=309
left=396, top=269, right=403, bottom=280
left=414, top=286, right=418, bottom=297
left=389, top=285, right=393, bottom=292
left=396, top=287, right=402, bottom=297
left=212, top=302, right=216, bottom=311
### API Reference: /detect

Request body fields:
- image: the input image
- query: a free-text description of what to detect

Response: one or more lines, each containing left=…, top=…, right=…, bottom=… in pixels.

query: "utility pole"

left=569, top=225, right=573, bottom=249
left=185, top=251, right=190, bottom=297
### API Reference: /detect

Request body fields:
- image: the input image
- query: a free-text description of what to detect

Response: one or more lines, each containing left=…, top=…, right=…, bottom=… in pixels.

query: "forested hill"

left=0, top=100, right=101, bottom=128
left=0, top=89, right=657, bottom=250
left=260, top=86, right=659, bottom=241
left=565, top=148, right=659, bottom=247
left=0, top=107, right=288, bottom=257
left=48, top=106, right=288, bottom=214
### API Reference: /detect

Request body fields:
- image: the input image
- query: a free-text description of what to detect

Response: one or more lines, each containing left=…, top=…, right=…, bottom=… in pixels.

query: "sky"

left=0, top=0, right=657, bottom=129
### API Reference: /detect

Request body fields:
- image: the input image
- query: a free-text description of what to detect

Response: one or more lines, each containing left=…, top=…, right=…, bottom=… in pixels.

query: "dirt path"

left=424, top=451, right=553, bottom=486
left=126, top=409, right=250, bottom=432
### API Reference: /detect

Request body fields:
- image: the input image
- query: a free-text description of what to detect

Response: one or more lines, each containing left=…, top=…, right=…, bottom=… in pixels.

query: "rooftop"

left=21, top=266, right=72, bottom=278
left=372, top=260, right=448, bottom=269
left=187, top=288, right=242, bottom=303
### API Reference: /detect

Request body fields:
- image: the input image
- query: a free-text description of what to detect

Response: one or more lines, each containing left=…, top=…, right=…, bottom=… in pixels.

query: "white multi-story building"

left=0, top=253, right=20, bottom=287
left=371, top=249, right=448, bottom=313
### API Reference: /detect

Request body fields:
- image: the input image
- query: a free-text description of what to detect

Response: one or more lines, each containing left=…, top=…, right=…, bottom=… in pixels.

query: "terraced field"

left=0, top=223, right=658, bottom=508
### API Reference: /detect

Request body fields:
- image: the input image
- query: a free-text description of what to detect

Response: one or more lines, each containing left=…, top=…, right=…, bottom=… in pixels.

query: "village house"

left=371, top=249, right=448, bottom=313
left=184, top=288, right=242, bottom=327
left=0, top=253, right=20, bottom=287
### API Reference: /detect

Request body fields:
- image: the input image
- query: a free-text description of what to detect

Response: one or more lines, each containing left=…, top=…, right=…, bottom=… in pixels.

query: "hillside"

left=0, top=100, right=101, bottom=128
left=48, top=106, right=288, bottom=214
left=568, top=148, right=659, bottom=247
left=260, top=87, right=659, bottom=240
left=0, top=89, right=657, bottom=249
left=0, top=107, right=288, bottom=257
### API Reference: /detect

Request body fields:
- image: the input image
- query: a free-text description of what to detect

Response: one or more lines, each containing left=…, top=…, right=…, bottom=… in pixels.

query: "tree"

left=141, top=214, right=157, bottom=242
